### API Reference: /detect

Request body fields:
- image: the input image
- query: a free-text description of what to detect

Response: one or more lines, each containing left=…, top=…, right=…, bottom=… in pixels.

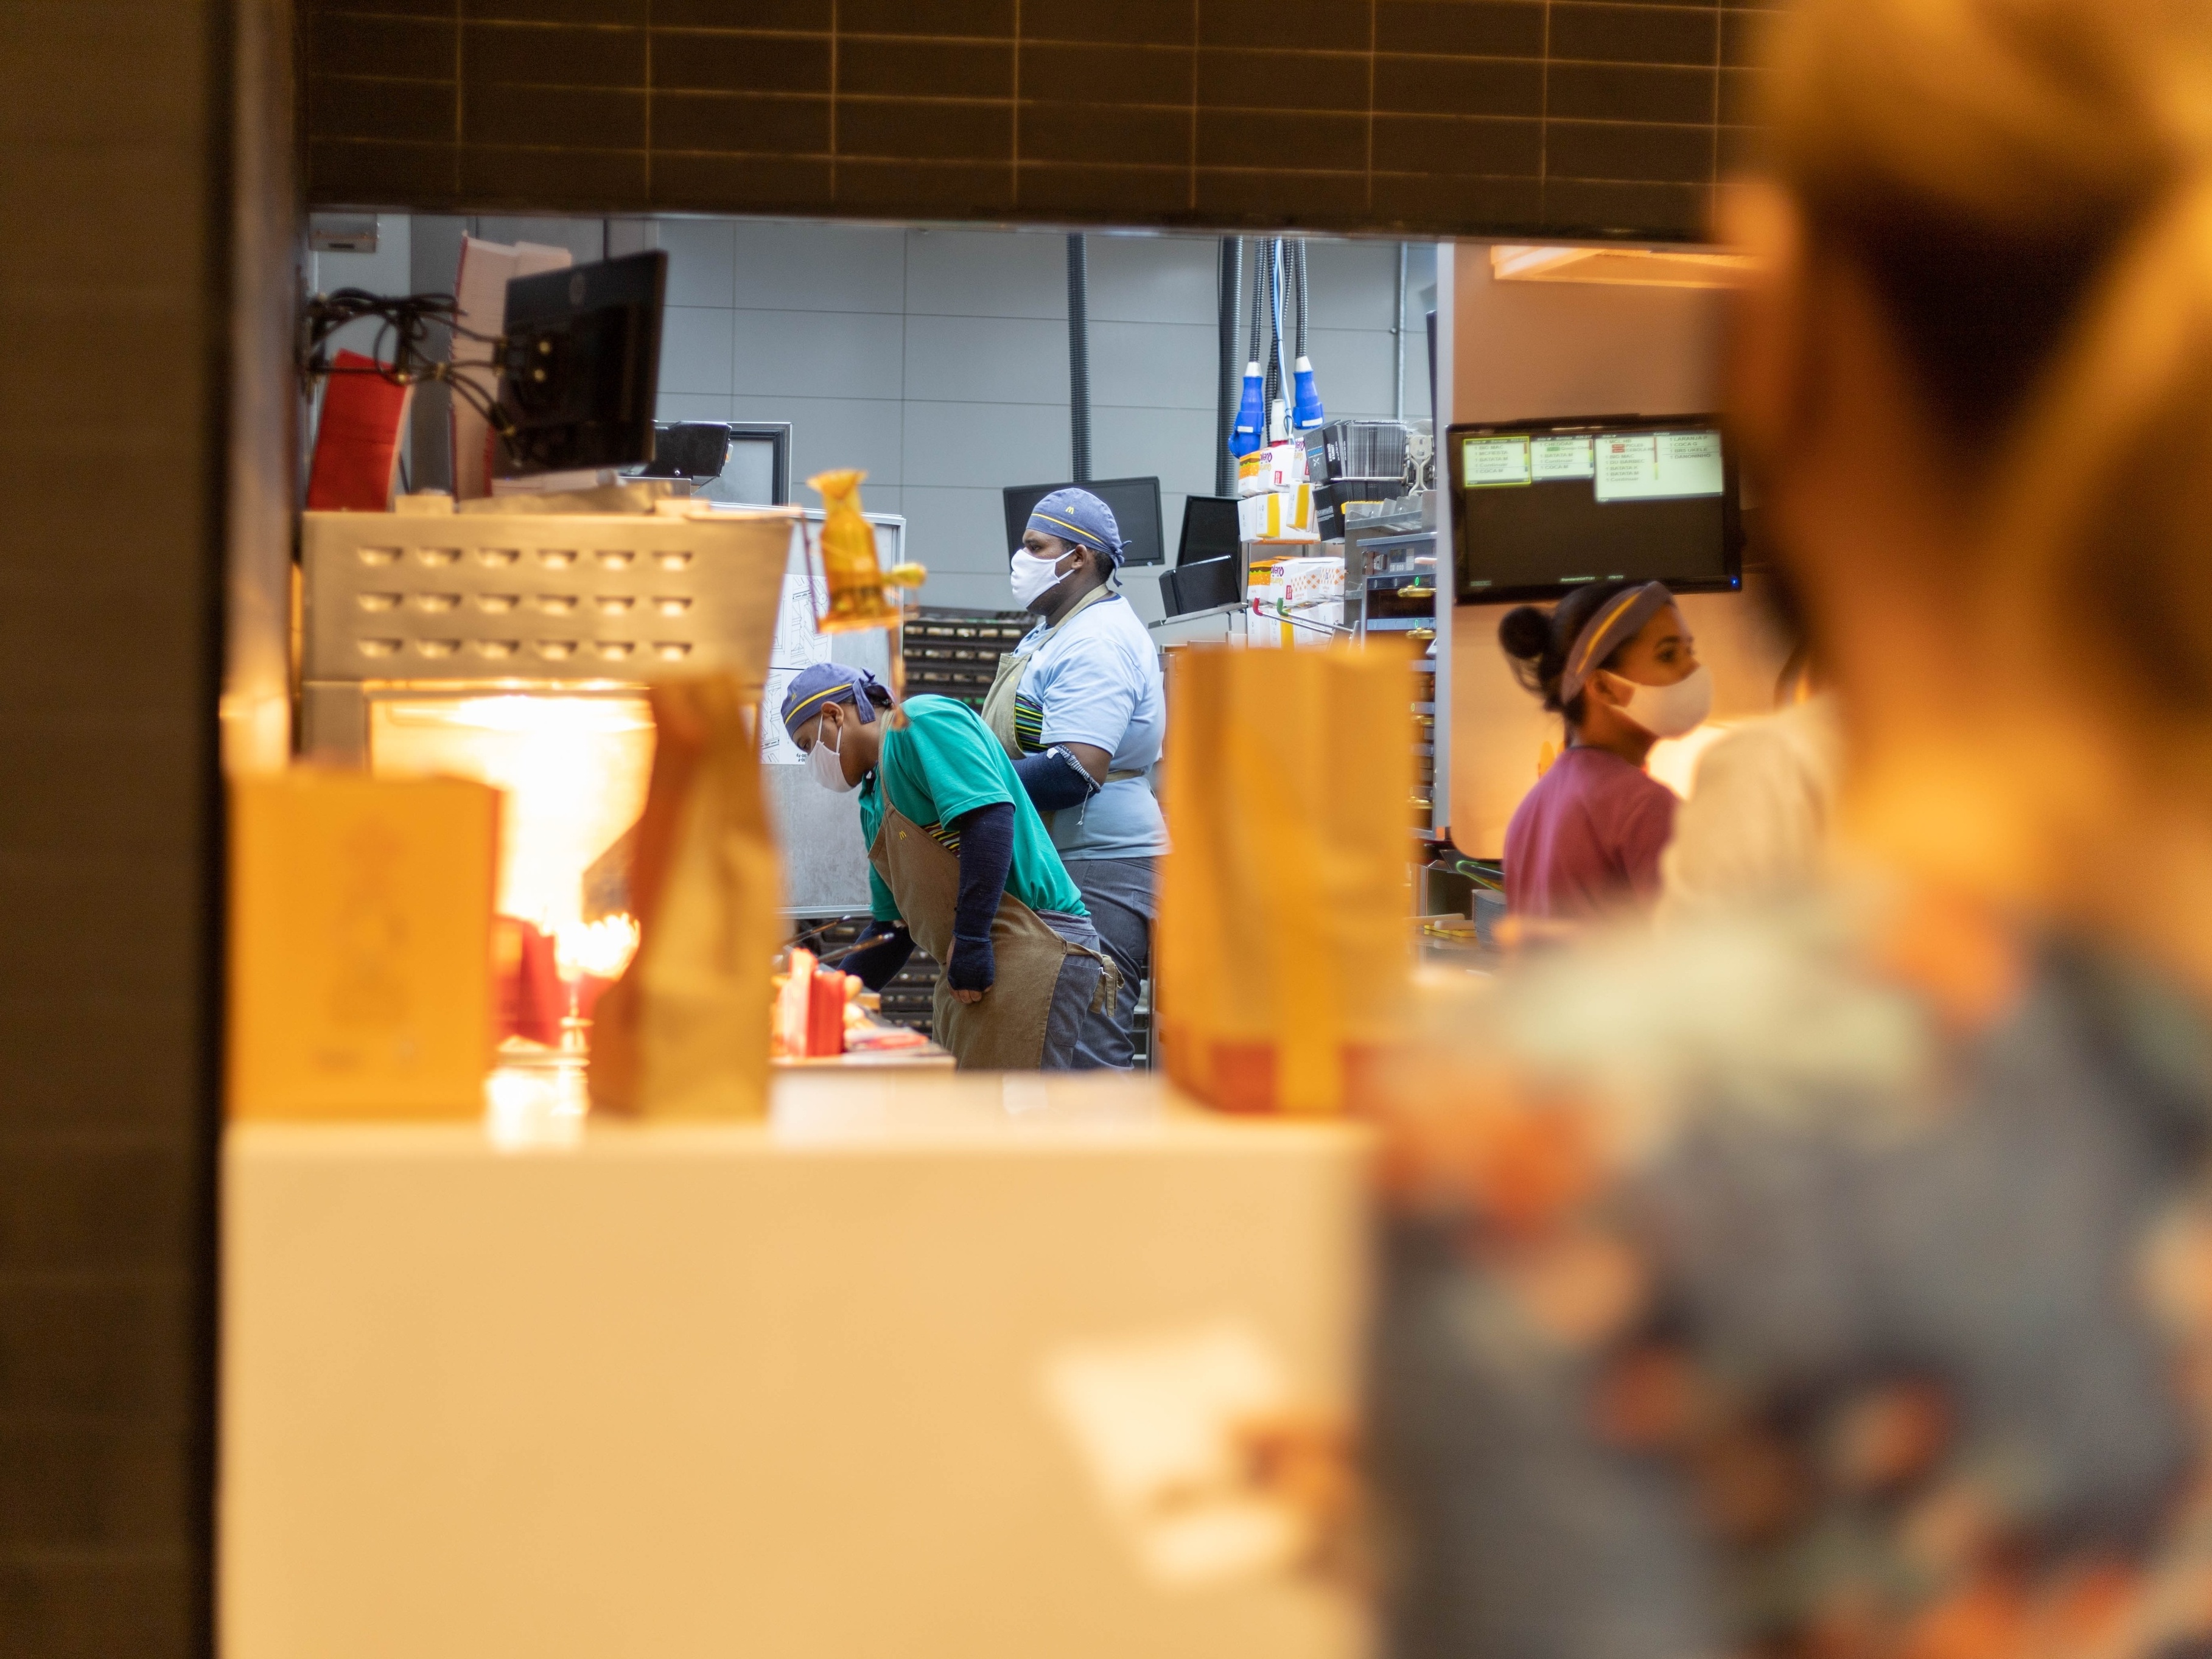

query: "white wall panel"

left=659, top=306, right=736, bottom=396
left=655, top=393, right=736, bottom=424
left=903, top=314, right=1068, bottom=406
left=1301, top=238, right=1399, bottom=331
left=732, top=308, right=906, bottom=402
left=1090, top=320, right=1215, bottom=411
left=733, top=220, right=908, bottom=313
left=1086, top=233, right=1217, bottom=325
left=645, top=217, right=1429, bottom=593
left=731, top=393, right=905, bottom=489
left=654, top=217, right=739, bottom=309
left=903, top=227, right=1067, bottom=320
left=903, top=399, right=1069, bottom=489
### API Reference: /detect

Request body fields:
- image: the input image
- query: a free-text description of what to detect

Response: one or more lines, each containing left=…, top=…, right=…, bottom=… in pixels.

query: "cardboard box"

left=1237, top=484, right=1318, bottom=542
left=1235, top=441, right=1307, bottom=497
left=230, top=771, right=500, bottom=1120
left=1247, top=554, right=1344, bottom=648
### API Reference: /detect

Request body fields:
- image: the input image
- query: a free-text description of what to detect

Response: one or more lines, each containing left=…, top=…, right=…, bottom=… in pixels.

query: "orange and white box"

left=1237, top=484, right=1318, bottom=542
left=1235, top=440, right=1307, bottom=498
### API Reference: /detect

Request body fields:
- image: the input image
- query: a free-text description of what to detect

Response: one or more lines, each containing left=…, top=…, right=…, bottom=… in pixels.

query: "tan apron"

left=979, top=589, right=1146, bottom=825
left=868, top=805, right=1113, bottom=1070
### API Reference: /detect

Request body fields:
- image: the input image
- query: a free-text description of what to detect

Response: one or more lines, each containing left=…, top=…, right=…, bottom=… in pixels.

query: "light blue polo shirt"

left=1009, top=592, right=1169, bottom=861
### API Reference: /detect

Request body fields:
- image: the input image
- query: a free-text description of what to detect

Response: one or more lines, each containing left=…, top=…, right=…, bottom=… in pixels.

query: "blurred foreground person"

left=1657, top=686, right=1843, bottom=920
left=1370, top=2, right=2212, bottom=1657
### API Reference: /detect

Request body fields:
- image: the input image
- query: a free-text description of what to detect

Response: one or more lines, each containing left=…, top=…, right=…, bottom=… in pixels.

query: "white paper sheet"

left=1041, top=1321, right=1306, bottom=1588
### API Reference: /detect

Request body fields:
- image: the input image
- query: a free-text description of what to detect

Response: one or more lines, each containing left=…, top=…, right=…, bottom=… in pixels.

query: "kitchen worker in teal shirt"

left=782, top=665, right=1107, bottom=1070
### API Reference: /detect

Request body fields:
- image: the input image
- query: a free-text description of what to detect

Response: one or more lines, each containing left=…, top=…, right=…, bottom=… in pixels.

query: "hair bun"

left=1497, top=605, right=1554, bottom=662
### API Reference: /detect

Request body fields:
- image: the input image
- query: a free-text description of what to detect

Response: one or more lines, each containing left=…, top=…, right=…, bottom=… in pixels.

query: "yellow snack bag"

left=807, top=468, right=899, bottom=632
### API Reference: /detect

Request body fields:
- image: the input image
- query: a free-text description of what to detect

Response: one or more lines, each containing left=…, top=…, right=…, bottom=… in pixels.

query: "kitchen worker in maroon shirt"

left=1497, top=579, right=1711, bottom=921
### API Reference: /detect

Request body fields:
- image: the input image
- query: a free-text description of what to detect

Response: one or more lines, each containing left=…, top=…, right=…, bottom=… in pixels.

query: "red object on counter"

left=805, top=969, right=846, bottom=1058
left=493, top=915, right=565, bottom=1046
left=306, top=349, right=410, bottom=511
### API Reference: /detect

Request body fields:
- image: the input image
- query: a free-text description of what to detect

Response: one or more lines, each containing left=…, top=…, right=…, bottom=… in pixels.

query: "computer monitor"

left=1446, top=414, right=1743, bottom=604
left=1161, top=555, right=1244, bottom=618
left=1001, top=477, right=1166, bottom=566
left=494, top=251, right=667, bottom=477
left=1176, top=495, right=1241, bottom=566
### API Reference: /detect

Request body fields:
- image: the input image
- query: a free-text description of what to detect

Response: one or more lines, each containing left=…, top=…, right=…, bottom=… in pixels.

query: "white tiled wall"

left=643, top=218, right=1436, bottom=614
left=322, top=214, right=1437, bottom=615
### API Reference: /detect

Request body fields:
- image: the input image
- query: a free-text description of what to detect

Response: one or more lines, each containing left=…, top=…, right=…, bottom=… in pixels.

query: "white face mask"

left=1010, top=546, right=1074, bottom=610
left=807, top=711, right=858, bottom=793
left=1602, top=662, right=1713, bottom=739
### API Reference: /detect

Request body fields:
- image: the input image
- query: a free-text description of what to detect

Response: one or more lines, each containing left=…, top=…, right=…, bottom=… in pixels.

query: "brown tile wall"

left=304, top=0, right=1783, bottom=240
left=0, top=0, right=226, bottom=1654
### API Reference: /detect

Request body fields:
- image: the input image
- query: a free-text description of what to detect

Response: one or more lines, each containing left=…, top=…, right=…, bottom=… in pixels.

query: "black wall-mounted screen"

left=1176, top=495, right=1241, bottom=567
left=1447, top=414, right=1743, bottom=605
left=1003, top=477, right=1166, bottom=567
left=495, top=250, right=667, bottom=477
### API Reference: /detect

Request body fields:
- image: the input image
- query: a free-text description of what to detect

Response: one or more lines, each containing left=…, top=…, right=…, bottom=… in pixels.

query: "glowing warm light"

left=369, top=694, right=655, bottom=934
left=484, top=1064, right=588, bottom=1149
left=556, top=913, right=640, bottom=982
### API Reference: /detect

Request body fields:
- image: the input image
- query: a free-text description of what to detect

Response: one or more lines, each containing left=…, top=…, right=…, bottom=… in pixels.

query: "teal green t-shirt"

left=858, top=695, right=1087, bottom=925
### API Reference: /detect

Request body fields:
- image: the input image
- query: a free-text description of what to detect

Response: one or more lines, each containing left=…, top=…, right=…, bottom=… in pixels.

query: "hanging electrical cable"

left=1262, top=240, right=1287, bottom=441
left=1291, top=239, right=1326, bottom=430
left=1234, top=238, right=1269, bottom=456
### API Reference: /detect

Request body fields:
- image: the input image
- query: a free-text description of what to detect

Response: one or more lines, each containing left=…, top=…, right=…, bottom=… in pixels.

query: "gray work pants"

left=1060, top=857, right=1156, bottom=1072
left=1035, top=909, right=1105, bottom=1071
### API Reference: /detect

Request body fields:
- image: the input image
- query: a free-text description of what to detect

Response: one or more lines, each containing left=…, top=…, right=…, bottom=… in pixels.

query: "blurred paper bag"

left=1157, top=645, right=1411, bottom=1114
left=588, top=677, right=780, bottom=1118
left=229, top=772, right=499, bottom=1120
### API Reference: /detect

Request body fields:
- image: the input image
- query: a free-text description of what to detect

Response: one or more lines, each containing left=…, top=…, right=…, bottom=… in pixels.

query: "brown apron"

left=867, top=805, right=1113, bottom=1070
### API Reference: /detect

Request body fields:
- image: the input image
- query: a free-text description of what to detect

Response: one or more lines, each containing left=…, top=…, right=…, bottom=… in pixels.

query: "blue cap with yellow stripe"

left=1026, top=487, right=1124, bottom=569
left=780, top=664, right=888, bottom=741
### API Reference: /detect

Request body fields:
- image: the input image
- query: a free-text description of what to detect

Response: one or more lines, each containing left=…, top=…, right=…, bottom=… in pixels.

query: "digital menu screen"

left=1449, top=420, right=1740, bottom=603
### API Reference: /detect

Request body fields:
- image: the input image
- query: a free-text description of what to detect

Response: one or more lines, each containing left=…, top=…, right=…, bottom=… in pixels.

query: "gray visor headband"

left=1558, top=582, right=1676, bottom=704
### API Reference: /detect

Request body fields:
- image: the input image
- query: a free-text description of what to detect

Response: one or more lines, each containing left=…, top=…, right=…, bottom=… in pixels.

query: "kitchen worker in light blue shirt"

left=979, top=487, right=1169, bottom=1070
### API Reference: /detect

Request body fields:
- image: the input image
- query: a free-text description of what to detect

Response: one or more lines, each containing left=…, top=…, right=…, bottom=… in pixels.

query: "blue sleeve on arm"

left=946, top=802, right=1015, bottom=993
left=1013, top=746, right=1100, bottom=813
left=842, top=920, right=914, bottom=992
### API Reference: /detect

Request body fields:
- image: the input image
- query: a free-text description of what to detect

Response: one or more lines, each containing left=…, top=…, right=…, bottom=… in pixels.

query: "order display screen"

left=1449, top=419, right=1740, bottom=602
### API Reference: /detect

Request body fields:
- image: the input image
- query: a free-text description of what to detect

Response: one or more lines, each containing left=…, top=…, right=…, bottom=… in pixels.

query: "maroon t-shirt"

left=1503, top=747, right=1678, bottom=920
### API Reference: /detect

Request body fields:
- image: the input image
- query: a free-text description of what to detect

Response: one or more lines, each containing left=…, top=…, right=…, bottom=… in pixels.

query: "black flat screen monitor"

left=1163, top=555, right=1244, bottom=618
left=1176, top=495, right=1241, bottom=567
left=1446, top=414, right=1743, bottom=604
left=1003, top=477, right=1165, bottom=566
left=495, top=251, right=667, bottom=477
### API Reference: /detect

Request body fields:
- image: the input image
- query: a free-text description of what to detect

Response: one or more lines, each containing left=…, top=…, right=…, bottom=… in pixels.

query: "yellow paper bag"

left=229, top=771, right=499, bottom=1119
left=1156, top=644, right=1413, bottom=1115
left=587, top=676, right=781, bottom=1118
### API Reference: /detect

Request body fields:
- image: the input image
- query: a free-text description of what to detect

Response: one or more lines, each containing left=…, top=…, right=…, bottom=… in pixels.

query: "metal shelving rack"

left=1346, top=508, right=1451, bottom=847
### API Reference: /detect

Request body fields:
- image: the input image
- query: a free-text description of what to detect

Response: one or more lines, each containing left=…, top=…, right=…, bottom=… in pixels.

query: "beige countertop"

left=222, top=1070, right=1374, bottom=1659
